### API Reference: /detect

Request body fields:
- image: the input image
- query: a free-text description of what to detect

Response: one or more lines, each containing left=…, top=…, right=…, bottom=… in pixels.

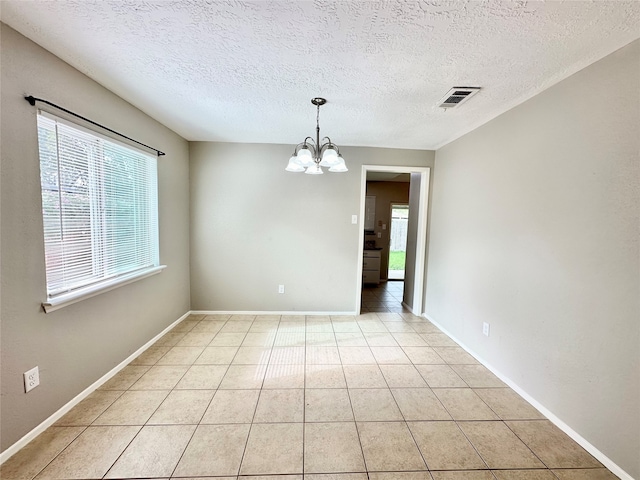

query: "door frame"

left=356, top=165, right=431, bottom=315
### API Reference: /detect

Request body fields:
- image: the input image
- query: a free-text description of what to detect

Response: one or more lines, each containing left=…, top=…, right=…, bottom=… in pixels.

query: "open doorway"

left=357, top=166, right=431, bottom=315
left=388, top=204, right=409, bottom=280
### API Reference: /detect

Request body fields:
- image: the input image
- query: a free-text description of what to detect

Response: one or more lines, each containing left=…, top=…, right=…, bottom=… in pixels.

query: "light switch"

left=377, top=232, right=382, bottom=238
left=351, top=215, right=357, bottom=224
left=382, top=224, right=387, bottom=230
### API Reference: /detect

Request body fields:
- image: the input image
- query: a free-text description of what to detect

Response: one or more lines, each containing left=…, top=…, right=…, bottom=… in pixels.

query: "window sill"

left=42, top=265, right=167, bottom=313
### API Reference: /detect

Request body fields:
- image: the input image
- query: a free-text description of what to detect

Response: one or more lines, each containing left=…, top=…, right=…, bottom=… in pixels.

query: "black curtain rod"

left=25, top=96, right=165, bottom=156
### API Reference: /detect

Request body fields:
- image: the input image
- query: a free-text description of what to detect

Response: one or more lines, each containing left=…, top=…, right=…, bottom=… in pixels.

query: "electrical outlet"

left=482, top=322, right=490, bottom=337
left=24, top=366, right=39, bottom=393
left=278, top=284, right=285, bottom=294
left=377, top=232, right=382, bottom=238
left=351, top=215, right=357, bottom=224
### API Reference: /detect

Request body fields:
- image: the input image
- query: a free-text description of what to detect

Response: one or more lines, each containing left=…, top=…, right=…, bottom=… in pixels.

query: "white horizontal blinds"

left=100, top=139, right=158, bottom=278
left=37, top=112, right=159, bottom=298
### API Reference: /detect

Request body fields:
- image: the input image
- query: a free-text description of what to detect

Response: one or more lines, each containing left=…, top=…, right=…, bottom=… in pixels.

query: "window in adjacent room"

left=36, top=110, right=162, bottom=312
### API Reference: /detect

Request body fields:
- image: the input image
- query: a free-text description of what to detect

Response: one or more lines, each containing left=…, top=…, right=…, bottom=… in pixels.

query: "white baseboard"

left=0, top=310, right=191, bottom=465
left=424, top=313, right=633, bottom=480
left=401, top=301, right=415, bottom=314
left=192, top=310, right=358, bottom=316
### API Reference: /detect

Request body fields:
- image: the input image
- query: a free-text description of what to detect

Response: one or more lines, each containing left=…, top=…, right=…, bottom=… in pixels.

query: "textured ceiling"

left=2, top=1, right=639, bottom=150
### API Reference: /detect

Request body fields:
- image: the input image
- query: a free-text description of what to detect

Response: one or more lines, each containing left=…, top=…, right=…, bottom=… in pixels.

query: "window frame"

left=36, top=109, right=165, bottom=313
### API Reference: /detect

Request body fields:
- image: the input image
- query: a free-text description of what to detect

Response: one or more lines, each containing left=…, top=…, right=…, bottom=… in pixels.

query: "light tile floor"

left=1, top=310, right=618, bottom=480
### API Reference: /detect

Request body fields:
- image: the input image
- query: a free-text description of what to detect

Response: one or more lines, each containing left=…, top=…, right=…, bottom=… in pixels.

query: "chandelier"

left=285, top=97, right=348, bottom=174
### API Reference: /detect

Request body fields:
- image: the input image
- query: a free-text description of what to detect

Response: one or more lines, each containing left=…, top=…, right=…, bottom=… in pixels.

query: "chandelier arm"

left=319, top=137, right=340, bottom=157
left=294, top=138, right=317, bottom=154
left=306, top=138, right=319, bottom=160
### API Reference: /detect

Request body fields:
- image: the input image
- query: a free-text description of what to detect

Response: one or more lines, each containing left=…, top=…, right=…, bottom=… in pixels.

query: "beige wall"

left=426, top=40, right=639, bottom=477
left=364, top=181, right=410, bottom=280
left=190, top=142, right=434, bottom=312
left=0, top=24, right=191, bottom=452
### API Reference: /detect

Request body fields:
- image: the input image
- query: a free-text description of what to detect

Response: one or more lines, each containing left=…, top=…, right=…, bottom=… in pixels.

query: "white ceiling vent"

left=438, top=87, right=481, bottom=109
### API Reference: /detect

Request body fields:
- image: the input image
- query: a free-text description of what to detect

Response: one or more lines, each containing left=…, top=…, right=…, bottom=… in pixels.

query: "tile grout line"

left=99, top=316, right=205, bottom=479
left=401, top=328, right=498, bottom=476
left=167, top=314, right=236, bottom=478
left=385, top=311, right=524, bottom=477
left=302, top=315, right=307, bottom=477
left=225, top=313, right=264, bottom=477
left=449, top=420, right=493, bottom=473
left=109, top=313, right=204, bottom=479
left=141, top=313, right=238, bottom=477
left=500, top=418, right=560, bottom=473
left=342, top=314, right=373, bottom=476
left=432, top=362, right=548, bottom=476
left=378, top=343, right=431, bottom=474
left=24, top=425, right=89, bottom=480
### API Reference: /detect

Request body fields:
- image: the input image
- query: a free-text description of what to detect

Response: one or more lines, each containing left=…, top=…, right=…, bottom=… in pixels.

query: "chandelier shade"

left=285, top=98, right=347, bottom=175
left=319, top=146, right=340, bottom=167
left=296, top=146, right=314, bottom=167
left=285, top=156, right=305, bottom=172
left=329, top=155, right=348, bottom=172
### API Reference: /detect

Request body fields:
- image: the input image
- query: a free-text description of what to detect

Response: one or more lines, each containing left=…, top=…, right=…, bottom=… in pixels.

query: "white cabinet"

left=363, top=250, right=381, bottom=284
left=364, top=196, right=376, bottom=232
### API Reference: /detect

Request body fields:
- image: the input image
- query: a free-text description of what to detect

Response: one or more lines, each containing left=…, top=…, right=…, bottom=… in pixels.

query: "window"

left=37, top=111, right=162, bottom=312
